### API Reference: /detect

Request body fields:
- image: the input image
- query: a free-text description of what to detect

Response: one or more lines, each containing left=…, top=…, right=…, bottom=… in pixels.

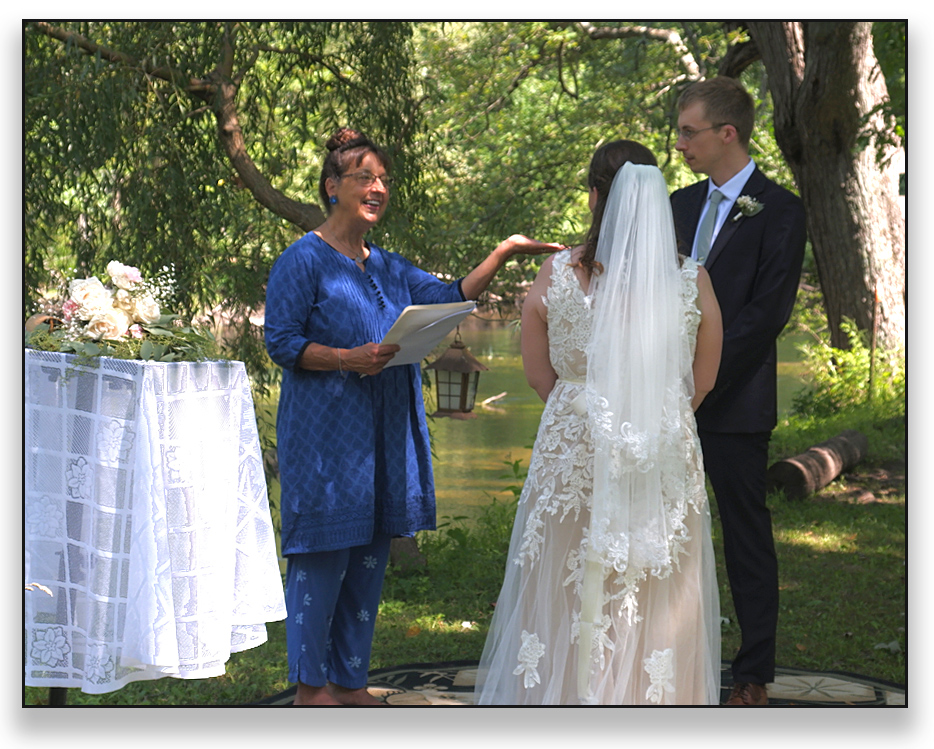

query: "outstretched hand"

left=460, top=234, right=568, bottom=301
left=497, top=234, right=568, bottom=259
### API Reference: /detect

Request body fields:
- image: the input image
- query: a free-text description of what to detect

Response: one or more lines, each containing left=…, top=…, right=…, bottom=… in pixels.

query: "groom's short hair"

left=678, top=77, right=755, bottom=149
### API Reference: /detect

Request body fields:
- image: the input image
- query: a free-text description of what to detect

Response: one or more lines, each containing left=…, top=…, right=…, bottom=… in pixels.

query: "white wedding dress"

left=475, top=249, right=720, bottom=705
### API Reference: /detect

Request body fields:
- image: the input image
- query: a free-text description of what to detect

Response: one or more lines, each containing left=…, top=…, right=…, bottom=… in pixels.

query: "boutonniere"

left=732, top=195, right=764, bottom=222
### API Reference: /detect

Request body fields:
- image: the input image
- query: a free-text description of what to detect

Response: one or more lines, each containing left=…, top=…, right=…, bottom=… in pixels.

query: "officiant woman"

left=264, top=127, right=563, bottom=705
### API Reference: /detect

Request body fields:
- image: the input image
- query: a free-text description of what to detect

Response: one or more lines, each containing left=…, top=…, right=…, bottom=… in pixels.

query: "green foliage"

left=24, top=21, right=429, bottom=390
left=25, top=20, right=904, bottom=383
left=867, top=21, right=907, bottom=162
left=409, top=22, right=793, bottom=302
left=26, top=318, right=218, bottom=363
left=790, top=319, right=905, bottom=419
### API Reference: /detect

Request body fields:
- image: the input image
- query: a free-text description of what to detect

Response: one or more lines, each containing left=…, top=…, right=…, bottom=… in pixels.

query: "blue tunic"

left=264, top=232, right=465, bottom=555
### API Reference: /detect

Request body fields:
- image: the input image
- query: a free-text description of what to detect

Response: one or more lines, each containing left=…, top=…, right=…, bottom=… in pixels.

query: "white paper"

left=380, top=301, right=476, bottom=367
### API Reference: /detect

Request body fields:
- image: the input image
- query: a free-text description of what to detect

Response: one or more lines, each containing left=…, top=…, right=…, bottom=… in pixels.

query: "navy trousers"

left=285, top=533, right=392, bottom=689
left=699, top=430, right=778, bottom=685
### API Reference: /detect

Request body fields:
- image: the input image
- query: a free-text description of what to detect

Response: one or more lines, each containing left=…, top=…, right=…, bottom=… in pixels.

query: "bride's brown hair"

left=575, top=140, right=658, bottom=275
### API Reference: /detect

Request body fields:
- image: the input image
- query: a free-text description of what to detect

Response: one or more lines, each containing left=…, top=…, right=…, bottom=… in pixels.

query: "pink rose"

left=62, top=299, right=79, bottom=321
left=106, top=261, right=143, bottom=290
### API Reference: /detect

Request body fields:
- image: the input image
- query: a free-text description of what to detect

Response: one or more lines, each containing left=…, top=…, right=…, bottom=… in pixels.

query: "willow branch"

left=30, top=21, right=323, bottom=232
left=576, top=22, right=701, bottom=80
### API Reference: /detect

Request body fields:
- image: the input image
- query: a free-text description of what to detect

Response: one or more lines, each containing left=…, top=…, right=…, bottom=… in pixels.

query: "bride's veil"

left=577, top=162, right=694, bottom=699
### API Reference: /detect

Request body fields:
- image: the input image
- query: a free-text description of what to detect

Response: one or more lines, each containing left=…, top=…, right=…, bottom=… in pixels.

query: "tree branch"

left=576, top=22, right=700, bottom=80
left=556, top=42, right=579, bottom=99
left=30, top=21, right=324, bottom=232
left=208, top=28, right=324, bottom=231
left=254, top=44, right=361, bottom=89
left=718, top=38, right=761, bottom=78
left=31, top=21, right=201, bottom=89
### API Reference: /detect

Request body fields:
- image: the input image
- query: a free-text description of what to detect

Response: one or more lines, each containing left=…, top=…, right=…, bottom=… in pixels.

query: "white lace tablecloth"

left=24, top=350, right=287, bottom=694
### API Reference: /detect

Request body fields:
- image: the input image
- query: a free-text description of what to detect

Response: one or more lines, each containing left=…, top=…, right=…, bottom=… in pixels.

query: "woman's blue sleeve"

left=403, top=258, right=467, bottom=305
left=264, top=247, right=315, bottom=370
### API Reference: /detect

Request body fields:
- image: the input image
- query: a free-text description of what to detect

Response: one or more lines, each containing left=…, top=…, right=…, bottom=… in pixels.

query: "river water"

left=429, top=317, right=808, bottom=522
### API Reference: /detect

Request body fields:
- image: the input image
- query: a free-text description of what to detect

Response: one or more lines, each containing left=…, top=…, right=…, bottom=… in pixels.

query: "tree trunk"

left=748, top=21, right=905, bottom=353
left=390, top=537, right=427, bottom=571
left=766, top=429, right=869, bottom=500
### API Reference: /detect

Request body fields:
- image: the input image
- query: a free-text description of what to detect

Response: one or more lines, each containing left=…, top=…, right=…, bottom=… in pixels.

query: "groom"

left=670, top=77, right=807, bottom=706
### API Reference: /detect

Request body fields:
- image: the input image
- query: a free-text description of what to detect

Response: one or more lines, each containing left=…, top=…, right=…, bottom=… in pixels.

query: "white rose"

left=132, top=293, right=161, bottom=324
left=68, top=277, right=112, bottom=320
left=106, top=261, right=143, bottom=290
left=113, top=289, right=135, bottom=313
left=86, top=308, right=132, bottom=340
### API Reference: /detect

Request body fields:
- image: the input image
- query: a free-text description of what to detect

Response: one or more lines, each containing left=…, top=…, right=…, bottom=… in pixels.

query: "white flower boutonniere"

left=732, top=195, right=764, bottom=222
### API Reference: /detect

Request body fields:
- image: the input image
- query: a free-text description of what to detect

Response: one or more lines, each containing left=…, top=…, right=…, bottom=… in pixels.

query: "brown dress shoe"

left=724, top=682, right=768, bottom=706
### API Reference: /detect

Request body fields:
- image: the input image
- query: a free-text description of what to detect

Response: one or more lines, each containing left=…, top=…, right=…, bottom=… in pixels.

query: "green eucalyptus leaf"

left=140, top=340, right=154, bottom=360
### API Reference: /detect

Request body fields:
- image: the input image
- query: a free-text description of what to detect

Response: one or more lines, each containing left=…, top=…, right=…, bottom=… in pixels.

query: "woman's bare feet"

left=293, top=682, right=342, bottom=705
left=327, top=683, right=386, bottom=705
left=292, top=681, right=385, bottom=706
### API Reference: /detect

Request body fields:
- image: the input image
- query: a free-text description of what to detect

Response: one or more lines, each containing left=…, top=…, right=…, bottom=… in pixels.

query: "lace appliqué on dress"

left=643, top=648, right=675, bottom=704
left=514, top=630, right=547, bottom=689
left=515, top=251, right=594, bottom=569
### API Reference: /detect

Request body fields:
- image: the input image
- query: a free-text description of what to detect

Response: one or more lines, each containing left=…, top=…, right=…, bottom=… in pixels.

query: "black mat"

left=254, top=660, right=905, bottom=706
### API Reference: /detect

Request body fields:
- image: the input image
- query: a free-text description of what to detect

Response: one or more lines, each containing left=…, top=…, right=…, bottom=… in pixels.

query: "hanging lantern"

left=425, top=328, right=489, bottom=419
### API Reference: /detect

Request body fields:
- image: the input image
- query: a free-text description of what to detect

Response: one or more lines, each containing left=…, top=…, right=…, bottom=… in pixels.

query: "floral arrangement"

left=25, top=261, right=217, bottom=362
left=732, top=195, right=764, bottom=222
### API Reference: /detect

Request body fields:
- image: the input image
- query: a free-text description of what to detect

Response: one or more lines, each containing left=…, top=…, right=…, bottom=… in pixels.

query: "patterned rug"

left=255, top=660, right=906, bottom=706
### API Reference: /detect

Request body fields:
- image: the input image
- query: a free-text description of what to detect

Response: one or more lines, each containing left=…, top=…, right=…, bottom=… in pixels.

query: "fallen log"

left=766, top=430, right=869, bottom=500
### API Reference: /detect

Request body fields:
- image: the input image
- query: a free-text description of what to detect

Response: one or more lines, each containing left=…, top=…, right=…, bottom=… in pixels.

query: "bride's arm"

left=521, top=255, right=558, bottom=402
left=692, top=266, right=723, bottom=411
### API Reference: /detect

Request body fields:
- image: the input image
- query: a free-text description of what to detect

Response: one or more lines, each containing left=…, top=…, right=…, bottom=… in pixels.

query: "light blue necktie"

left=695, top=189, right=725, bottom=264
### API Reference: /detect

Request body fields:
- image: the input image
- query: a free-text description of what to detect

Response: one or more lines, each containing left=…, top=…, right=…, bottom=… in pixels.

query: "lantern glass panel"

left=464, top=371, right=479, bottom=411
left=436, top=371, right=461, bottom=411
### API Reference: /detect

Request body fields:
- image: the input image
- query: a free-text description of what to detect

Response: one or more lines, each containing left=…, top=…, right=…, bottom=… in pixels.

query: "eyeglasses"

left=675, top=123, right=730, bottom=141
left=342, top=170, right=395, bottom=189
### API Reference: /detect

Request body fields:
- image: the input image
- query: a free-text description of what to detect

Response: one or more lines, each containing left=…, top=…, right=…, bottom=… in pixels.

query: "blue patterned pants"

left=285, top=533, right=392, bottom=689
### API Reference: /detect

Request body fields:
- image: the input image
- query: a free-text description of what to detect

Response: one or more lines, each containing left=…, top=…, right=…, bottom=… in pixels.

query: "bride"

left=474, top=141, right=723, bottom=705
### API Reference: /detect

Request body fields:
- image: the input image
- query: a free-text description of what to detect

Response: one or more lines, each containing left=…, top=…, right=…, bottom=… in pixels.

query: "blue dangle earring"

left=329, top=195, right=337, bottom=205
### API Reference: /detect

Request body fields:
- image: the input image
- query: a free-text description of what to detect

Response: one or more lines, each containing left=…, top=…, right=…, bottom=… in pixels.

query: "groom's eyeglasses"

left=676, top=123, right=730, bottom=141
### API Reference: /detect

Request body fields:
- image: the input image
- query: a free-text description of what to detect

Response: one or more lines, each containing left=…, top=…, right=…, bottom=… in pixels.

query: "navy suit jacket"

left=671, top=167, right=807, bottom=434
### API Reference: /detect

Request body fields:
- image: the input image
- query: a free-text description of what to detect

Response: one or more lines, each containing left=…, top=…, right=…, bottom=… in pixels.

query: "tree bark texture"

left=766, top=429, right=869, bottom=500
left=747, top=21, right=905, bottom=353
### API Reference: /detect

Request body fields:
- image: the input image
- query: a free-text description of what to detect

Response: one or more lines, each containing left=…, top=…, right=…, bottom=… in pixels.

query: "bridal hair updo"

left=318, top=127, right=393, bottom=214
left=577, top=139, right=657, bottom=276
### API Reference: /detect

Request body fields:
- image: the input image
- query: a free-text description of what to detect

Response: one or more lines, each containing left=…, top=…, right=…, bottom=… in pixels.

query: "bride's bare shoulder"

left=566, top=244, right=586, bottom=264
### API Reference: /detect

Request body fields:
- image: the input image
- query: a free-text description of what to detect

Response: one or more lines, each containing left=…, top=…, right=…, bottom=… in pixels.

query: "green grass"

left=24, top=405, right=905, bottom=705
